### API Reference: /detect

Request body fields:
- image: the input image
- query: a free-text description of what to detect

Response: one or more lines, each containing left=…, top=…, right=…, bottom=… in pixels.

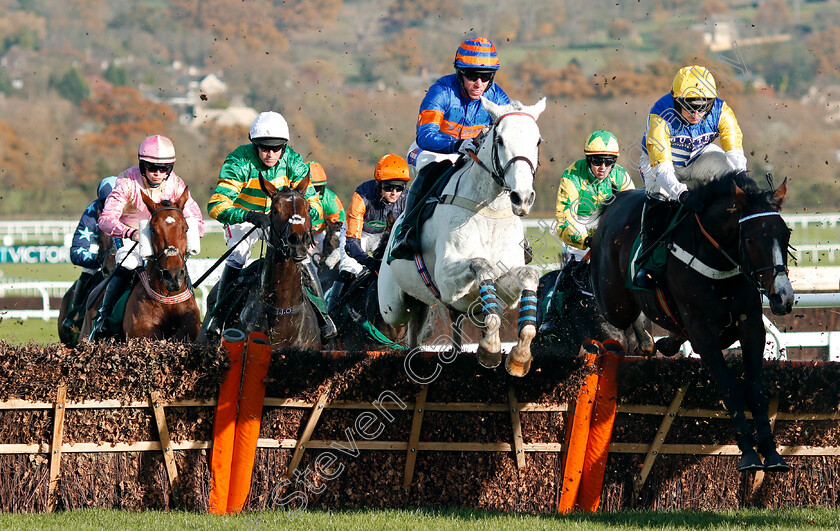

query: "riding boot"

left=632, top=196, right=670, bottom=289
left=61, top=271, right=94, bottom=333
left=389, top=170, right=430, bottom=261
left=538, top=264, right=570, bottom=335
left=302, top=262, right=338, bottom=341
left=206, top=265, right=242, bottom=338
left=90, top=266, right=132, bottom=339
left=326, top=269, right=355, bottom=314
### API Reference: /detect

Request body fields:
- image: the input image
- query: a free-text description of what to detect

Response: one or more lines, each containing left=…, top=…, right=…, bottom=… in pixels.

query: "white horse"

left=379, top=97, right=546, bottom=376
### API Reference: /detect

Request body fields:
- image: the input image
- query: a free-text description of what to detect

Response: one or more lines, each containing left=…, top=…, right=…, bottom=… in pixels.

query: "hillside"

left=1, top=0, right=839, bottom=217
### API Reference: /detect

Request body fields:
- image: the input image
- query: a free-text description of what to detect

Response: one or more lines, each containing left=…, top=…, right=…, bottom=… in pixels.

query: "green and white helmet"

left=583, top=130, right=620, bottom=157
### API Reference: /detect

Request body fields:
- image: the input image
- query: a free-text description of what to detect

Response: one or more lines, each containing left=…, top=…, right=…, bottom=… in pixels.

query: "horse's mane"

left=694, top=170, right=775, bottom=210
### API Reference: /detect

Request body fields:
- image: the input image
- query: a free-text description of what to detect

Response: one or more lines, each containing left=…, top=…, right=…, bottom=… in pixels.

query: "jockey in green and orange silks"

left=204, top=111, right=334, bottom=340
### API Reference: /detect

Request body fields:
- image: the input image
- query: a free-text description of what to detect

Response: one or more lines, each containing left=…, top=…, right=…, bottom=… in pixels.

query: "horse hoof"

left=762, top=452, right=791, bottom=472
left=738, top=451, right=763, bottom=472
left=505, top=353, right=532, bottom=377
left=655, top=337, right=681, bottom=357
left=477, top=347, right=502, bottom=369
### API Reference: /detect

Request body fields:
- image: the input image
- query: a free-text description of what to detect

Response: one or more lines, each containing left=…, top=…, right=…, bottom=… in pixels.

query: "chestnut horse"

left=80, top=188, right=201, bottom=341
left=590, top=171, right=794, bottom=472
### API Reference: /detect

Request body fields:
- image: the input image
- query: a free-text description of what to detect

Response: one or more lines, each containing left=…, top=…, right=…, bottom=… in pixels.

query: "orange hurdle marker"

left=558, top=339, right=601, bottom=513
left=577, top=339, right=625, bottom=512
left=208, top=328, right=246, bottom=515
left=227, top=332, right=273, bottom=513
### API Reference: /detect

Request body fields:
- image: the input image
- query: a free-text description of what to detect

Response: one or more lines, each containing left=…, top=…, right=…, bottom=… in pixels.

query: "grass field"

left=1, top=507, right=839, bottom=530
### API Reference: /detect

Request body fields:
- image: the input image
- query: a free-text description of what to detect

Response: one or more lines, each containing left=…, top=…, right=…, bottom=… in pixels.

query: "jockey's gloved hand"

left=456, top=138, right=477, bottom=155
left=678, top=190, right=704, bottom=213
left=245, top=210, right=271, bottom=230
left=362, top=256, right=380, bottom=271
left=583, top=236, right=593, bottom=248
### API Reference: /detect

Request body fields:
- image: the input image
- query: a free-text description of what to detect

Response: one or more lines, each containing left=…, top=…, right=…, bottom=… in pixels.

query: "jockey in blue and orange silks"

left=326, top=154, right=410, bottom=311
left=389, top=37, right=510, bottom=261
left=633, top=65, right=748, bottom=289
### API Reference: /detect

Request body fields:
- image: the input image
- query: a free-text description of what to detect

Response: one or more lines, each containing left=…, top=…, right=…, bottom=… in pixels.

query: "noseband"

left=267, top=190, right=313, bottom=261
left=695, top=210, right=788, bottom=295
left=468, top=112, right=539, bottom=190
left=737, top=211, right=789, bottom=294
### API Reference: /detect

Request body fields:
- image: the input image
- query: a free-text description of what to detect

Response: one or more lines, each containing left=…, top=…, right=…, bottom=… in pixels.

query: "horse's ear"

left=294, top=173, right=311, bottom=195
left=175, top=185, right=190, bottom=210
left=733, top=182, right=748, bottom=210
left=259, top=174, right=278, bottom=197
left=386, top=211, right=396, bottom=229
left=140, top=190, right=157, bottom=213
left=772, top=178, right=787, bottom=209
left=481, top=96, right=504, bottom=122
left=528, top=97, right=547, bottom=121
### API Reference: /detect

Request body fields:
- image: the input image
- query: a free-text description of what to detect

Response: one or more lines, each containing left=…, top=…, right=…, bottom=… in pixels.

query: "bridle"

left=467, top=112, right=539, bottom=190
left=267, top=188, right=313, bottom=262
left=694, top=210, right=789, bottom=296
left=146, top=204, right=190, bottom=296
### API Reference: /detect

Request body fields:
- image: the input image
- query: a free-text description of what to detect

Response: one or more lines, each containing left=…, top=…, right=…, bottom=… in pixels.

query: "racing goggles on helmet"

left=253, top=141, right=287, bottom=153
left=587, top=155, right=617, bottom=168
left=140, top=160, right=174, bottom=175
left=459, top=69, right=495, bottom=83
left=675, top=97, right=714, bottom=115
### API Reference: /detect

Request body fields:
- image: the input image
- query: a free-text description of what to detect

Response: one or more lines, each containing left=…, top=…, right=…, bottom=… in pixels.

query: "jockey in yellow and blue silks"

left=204, top=111, right=335, bottom=340
left=633, top=65, right=748, bottom=289
left=391, top=37, right=509, bottom=260
left=539, top=131, right=634, bottom=335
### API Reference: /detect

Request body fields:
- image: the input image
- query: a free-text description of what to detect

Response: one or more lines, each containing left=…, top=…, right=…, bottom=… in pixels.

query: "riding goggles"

left=381, top=183, right=405, bottom=192
left=675, top=97, right=715, bottom=115
left=253, top=142, right=287, bottom=153
left=461, top=70, right=495, bottom=83
left=141, top=161, right=173, bottom=174
left=587, top=156, right=617, bottom=168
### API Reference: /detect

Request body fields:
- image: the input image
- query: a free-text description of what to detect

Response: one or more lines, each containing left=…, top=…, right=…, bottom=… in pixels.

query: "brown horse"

left=590, top=170, right=794, bottom=472
left=58, top=230, right=115, bottom=347
left=80, top=188, right=201, bottom=341
left=207, top=176, right=321, bottom=349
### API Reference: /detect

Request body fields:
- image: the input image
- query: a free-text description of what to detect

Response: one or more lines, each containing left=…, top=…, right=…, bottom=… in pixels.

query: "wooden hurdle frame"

left=3, top=383, right=840, bottom=512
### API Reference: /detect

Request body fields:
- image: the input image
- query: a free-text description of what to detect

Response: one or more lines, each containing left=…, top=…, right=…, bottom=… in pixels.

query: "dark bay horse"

left=590, top=170, right=794, bottom=471
left=333, top=213, right=407, bottom=351
left=58, top=230, right=115, bottom=347
left=80, top=188, right=201, bottom=341
left=206, top=176, right=321, bottom=349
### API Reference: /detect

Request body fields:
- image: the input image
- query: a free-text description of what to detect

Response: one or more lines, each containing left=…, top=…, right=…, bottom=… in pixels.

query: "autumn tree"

left=50, top=67, right=89, bottom=104
left=809, top=26, right=840, bottom=80
left=387, top=0, right=460, bottom=27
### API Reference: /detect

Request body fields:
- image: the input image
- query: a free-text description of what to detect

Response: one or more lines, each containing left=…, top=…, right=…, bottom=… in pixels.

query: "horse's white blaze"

left=165, top=216, right=176, bottom=224
left=772, top=240, right=794, bottom=304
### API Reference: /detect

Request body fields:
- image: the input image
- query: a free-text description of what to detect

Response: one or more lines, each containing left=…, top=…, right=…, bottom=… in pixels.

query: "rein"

left=690, top=210, right=787, bottom=294
left=467, top=111, right=539, bottom=190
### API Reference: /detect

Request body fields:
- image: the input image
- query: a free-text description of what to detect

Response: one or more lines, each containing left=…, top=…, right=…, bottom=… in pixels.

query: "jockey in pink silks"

left=90, top=134, right=205, bottom=337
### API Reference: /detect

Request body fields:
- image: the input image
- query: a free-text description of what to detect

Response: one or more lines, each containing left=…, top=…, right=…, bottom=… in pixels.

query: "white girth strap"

left=669, top=242, right=740, bottom=280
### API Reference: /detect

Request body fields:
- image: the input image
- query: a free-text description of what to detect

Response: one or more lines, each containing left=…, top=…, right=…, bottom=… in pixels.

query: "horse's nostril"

left=511, top=192, right=521, bottom=206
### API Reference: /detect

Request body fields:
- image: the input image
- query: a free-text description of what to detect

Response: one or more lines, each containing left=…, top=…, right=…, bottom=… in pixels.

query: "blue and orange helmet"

left=453, top=37, right=500, bottom=72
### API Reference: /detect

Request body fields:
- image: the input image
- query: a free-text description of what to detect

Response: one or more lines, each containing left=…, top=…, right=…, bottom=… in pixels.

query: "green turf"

left=0, top=507, right=838, bottom=530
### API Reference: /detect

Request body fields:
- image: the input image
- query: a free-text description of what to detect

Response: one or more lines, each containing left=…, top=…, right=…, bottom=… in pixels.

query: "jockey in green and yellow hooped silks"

left=389, top=37, right=510, bottom=261
left=204, top=111, right=335, bottom=341
left=633, top=65, right=747, bottom=289
left=539, top=130, right=634, bottom=335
